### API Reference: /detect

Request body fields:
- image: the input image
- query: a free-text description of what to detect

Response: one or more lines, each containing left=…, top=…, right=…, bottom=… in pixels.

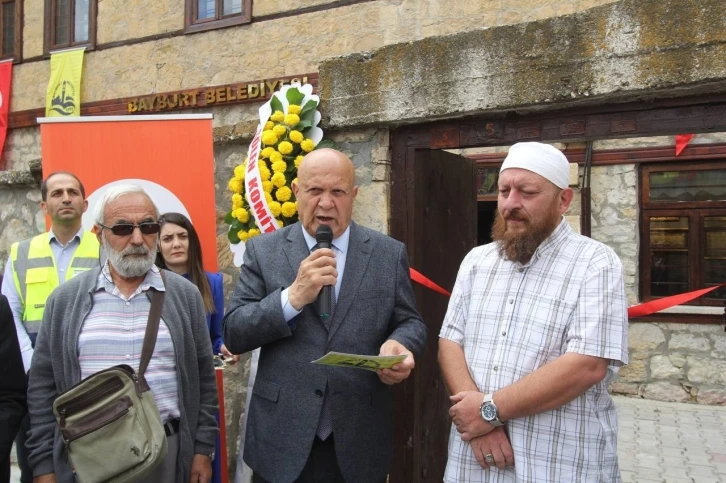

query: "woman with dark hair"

left=156, top=212, right=236, bottom=361
left=156, top=212, right=237, bottom=483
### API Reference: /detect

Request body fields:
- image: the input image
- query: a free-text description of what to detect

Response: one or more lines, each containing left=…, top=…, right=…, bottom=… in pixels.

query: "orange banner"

left=38, top=115, right=218, bottom=270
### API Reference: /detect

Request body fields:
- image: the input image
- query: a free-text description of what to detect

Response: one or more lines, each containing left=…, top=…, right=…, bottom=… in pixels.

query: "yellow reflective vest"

left=9, top=231, right=99, bottom=333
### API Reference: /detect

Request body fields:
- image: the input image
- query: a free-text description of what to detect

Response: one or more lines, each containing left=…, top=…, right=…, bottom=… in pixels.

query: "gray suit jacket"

left=223, top=221, right=426, bottom=483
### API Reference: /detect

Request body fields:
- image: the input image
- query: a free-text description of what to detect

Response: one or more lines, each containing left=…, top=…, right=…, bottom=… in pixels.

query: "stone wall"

left=13, top=0, right=620, bottom=111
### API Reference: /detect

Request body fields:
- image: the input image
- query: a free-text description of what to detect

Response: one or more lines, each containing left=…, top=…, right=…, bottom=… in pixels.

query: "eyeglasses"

left=99, top=222, right=161, bottom=236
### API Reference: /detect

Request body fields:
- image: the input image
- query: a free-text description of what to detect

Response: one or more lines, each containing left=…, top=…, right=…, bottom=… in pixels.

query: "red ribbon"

left=409, top=268, right=451, bottom=297
left=409, top=268, right=723, bottom=319
left=627, top=282, right=726, bottom=318
left=675, top=133, right=695, bottom=156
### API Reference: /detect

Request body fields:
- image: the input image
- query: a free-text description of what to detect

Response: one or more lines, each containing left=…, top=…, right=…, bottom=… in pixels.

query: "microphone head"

left=315, top=224, right=334, bottom=243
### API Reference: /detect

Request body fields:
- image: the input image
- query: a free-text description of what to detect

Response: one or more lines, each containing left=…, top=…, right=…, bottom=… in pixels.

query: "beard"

left=103, top=235, right=157, bottom=278
left=492, top=202, right=562, bottom=265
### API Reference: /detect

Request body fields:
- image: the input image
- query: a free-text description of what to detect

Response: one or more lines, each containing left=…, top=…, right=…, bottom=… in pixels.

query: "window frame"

left=184, top=0, right=252, bottom=34
left=0, top=0, right=22, bottom=62
left=44, top=0, right=97, bottom=54
left=640, top=161, right=726, bottom=306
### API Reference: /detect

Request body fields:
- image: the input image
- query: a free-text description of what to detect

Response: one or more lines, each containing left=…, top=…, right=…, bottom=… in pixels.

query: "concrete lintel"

left=319, top=0, right=726, bottom=129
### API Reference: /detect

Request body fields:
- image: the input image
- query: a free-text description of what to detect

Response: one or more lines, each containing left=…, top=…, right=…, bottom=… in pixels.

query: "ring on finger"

left=484, top=453, right=495, bottom=465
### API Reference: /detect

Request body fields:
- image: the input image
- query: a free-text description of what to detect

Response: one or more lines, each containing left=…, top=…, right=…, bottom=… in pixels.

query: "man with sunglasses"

left=1, top=171, right=99, bottom=483
left=26, top=184, right=218, bottom=483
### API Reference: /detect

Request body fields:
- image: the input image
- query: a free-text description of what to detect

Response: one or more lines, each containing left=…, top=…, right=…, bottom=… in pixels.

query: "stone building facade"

left=3, top=0, right=726, bottom=477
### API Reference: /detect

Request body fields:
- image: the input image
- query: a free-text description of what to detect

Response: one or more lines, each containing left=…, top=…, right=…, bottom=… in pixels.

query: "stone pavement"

left=616, top=395, right=726, bottom=483
left=10, top=395, right=726, bottom=482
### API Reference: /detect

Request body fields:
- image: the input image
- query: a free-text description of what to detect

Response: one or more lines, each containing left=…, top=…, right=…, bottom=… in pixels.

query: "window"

left=185, top=0, right=251, bottom=33
left=1, top=0, right=21, bottom=61
left=640, top=162, right=726, bottom=306
left=45, top=0, right=97, bottom=52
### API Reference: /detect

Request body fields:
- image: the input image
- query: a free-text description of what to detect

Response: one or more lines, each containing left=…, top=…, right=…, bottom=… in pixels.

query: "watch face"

left=482, top=403, right=497, bottom=421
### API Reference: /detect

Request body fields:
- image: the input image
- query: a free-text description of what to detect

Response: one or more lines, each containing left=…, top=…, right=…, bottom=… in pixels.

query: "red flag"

left=675, top=134, right=695, bottom=156
left=0, top=61, right=10, bottom=169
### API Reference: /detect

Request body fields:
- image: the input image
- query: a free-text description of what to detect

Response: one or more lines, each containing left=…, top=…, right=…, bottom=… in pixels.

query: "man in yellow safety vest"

left=1, top=171, right=99, bottom=483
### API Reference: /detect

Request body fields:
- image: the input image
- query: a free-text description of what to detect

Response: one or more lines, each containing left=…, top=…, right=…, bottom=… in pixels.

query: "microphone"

left=316, top=225, right=334, bottom=318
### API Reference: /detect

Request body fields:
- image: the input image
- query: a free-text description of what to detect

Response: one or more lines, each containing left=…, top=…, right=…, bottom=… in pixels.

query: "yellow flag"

left=46, top=48, right=85, bottom=117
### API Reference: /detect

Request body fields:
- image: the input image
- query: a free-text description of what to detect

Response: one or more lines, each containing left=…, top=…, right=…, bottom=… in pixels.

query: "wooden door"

left=390, top=149, right=477, bottom=483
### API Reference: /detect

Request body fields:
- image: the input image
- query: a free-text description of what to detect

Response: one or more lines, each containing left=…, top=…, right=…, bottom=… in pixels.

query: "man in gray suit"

left=223, top=148, right=427, bottom=483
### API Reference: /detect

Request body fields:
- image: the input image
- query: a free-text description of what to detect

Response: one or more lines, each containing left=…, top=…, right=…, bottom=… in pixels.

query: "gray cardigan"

left=26, top=267, right=219, bottom=482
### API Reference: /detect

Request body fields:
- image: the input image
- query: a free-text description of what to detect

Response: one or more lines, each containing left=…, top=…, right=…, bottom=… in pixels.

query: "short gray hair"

left=93, top=184, right=160, bottom=225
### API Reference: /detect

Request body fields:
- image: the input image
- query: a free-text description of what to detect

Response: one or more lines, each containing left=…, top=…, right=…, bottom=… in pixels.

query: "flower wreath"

left=225, top=83, right=334, bottom=263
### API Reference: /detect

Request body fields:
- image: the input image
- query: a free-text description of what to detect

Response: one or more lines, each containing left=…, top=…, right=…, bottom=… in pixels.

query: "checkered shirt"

left=440, top=219, right=628, bottom=483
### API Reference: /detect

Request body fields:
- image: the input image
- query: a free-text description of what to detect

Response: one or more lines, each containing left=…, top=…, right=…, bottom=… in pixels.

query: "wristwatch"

left=480, top=394, right=504, bottom=427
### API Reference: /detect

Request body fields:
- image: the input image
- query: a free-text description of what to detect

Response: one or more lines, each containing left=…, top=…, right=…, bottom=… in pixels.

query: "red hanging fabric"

left=675, top=134, right=695, bottom=156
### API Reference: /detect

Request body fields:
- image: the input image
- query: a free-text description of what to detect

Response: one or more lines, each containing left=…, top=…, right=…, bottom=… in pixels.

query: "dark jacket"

left=0, top=294, right=27, bottom=481
left=223, top=221, right=426, bottom=483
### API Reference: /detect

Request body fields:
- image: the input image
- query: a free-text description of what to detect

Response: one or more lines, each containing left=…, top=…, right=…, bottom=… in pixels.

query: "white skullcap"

left=500, top=142, right=570, bottom=189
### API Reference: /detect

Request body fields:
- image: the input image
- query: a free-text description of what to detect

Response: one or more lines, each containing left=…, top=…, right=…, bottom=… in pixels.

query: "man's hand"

left=449, top=391, right=493, bottom=441
left=220, top=344, right=240, bottom=364
left=33, top=474, right=57, bottom=483
left=288, top=248, right=337, bottom=310
left=470, top=427, right=515, bottom=470
left=190, top=454, right=213, bottom=483
left=377, top=340, right=415, bottom=385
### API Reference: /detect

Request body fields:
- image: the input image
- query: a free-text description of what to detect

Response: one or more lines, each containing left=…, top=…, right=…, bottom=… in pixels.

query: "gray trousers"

left=136, top=433, right=179, bottom=483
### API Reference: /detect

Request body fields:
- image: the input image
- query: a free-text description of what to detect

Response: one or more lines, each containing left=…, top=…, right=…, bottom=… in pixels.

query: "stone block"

left=568, top=163, right=580, bottom=187
left=669, top=353, right=687, bottom=368
left=712, top=336, right=726, bottom=357
left=650, top=355, right=683, bottom=380
left=628, top=323, right=665, bottom=352
left=611, top=382, right=640, bottom=395
left=696, top=388, right=726, bottom=405
left=618, top=359, right=648, bottom=383
left=686, top=356, right=723, bottom=384
left=642, top=381, right=691, bottom=403
left=670, top=333, right=711, bottom=353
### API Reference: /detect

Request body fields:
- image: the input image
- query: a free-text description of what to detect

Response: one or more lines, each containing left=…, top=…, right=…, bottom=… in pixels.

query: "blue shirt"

left=183, top=272, right=225, bottom=354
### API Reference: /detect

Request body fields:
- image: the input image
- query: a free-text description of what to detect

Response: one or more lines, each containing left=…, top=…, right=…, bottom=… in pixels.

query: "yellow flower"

left=248, top=228, right=261, bottom=238
left=284, top=113, right=300, bottom=126
left=238, top=230, right=249, bottom=242
left=281, top=201, right=297, bottom=218
left=294, top=155, right=304, bottom=167
left=278, top=141, right=293, bottom=155
left=287, top=104, right=302, bottom=115
left=260, top=147, right=275, bottom=159
left=272, top=161, right=287, bottom=173
left=271, top=172, right=287, bottom=188
left=265, top=192, right=273, bottom=204
left=235, top=208, right=250, bottom=223
left=232, top=193, right=243, bottom=209
left=260, top=168, right=271, bottom=182
left=301, top=139, right=315, bottom=152
left=289, top=130, right=304, bottom=144
left=262, top=180, right=273, bottom=193
left=228, top=178, right=242, bottom=193
left=234, top=165, right=246, bottom=179
left=276, top=218, right=284, bottom=228
left=270, top=111, right=284, bottom=122
left=273, top=124, right=287, bottom=137
left=262, top=130, right=278, bottom=146
left=268, top=201, right=281, bottom=217
left=264, top=121, right=274, bottom=130
left=276, top=186, right=292, bottom=202
left=270, top=151, right=283, bottom=164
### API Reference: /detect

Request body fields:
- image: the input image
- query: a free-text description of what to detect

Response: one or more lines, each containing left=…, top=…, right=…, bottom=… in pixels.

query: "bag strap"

left=137, top=270, right=166, bottom=392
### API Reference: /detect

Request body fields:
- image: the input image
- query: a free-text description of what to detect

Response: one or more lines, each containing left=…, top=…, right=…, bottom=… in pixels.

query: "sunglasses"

left=99, top=222, right=161, bottom=236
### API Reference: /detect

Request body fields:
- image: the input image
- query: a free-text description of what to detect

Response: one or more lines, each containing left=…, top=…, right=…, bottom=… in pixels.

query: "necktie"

left=313, top=242, right=336, bottom=440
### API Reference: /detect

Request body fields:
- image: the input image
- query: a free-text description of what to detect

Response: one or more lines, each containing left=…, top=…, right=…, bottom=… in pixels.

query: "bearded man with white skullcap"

left=439, top=142, right=628, bottom=483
